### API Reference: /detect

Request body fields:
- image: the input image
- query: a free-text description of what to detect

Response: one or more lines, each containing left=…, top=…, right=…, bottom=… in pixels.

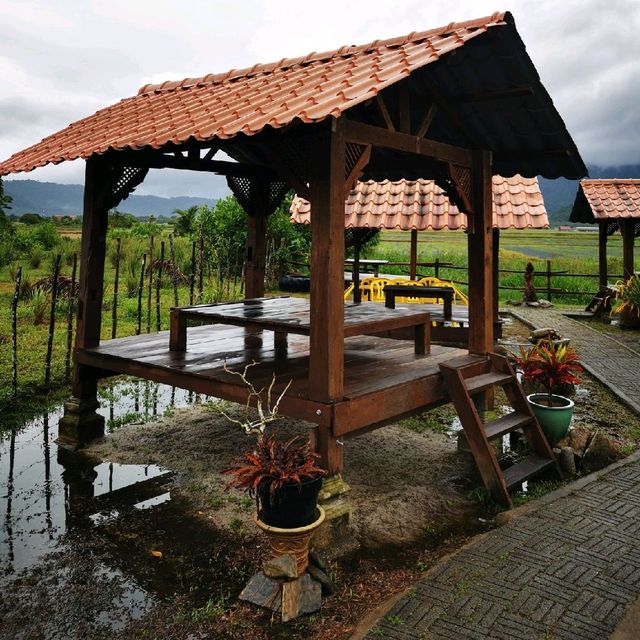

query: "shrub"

left=30, top=292, right=49, bottom=325
left=28, top=246, right=44, bottom=268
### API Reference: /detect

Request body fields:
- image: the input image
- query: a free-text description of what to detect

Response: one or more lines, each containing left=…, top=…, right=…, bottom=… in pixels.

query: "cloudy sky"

left=1, top=0, right=638, bottom=198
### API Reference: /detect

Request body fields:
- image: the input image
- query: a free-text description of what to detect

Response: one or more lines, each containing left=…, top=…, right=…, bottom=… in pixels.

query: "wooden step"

left=464, top=371, right=513, bottom=395
left=484, top=411, right=532, bottom=440
left=503, top=455, right=556, bottom=490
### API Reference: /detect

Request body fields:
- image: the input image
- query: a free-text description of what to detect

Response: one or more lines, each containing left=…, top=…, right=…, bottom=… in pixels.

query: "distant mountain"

left=3, top=179, right=218, bottom=217
left=538, top=164, right=640, bottom=225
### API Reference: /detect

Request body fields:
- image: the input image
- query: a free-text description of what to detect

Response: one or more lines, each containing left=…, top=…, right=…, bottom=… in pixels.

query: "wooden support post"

left=467, top=150, right=494, bottom=355
left=352, top=242, right=362, bottom=304
left=622, top=219, right=636, bottom=279
left=410, top=229, right=418, bottom=280
left=245, top=181, right=269, bottom=299
left=309, top=119, right=346, bottom=473
left=599, top=222, right=608, bottom=288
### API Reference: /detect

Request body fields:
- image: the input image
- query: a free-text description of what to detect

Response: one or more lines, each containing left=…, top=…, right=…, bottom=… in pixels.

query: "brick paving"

left=365, top=309, right=640, bottom=640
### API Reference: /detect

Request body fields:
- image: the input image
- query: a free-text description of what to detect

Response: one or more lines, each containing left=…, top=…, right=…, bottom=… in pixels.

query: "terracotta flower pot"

left=255, top=507, right=325, bottom=576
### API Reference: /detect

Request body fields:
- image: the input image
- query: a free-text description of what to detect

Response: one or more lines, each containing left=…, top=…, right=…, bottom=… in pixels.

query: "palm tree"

left=173, top=205, right=200, bottom=236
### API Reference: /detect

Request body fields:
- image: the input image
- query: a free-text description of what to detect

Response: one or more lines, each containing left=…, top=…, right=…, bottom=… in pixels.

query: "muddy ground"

left=2, top=315, right=640, bottom=640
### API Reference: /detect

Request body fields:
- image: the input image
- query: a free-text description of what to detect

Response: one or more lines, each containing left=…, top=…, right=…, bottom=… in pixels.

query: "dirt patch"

left=88, top=402, right=479, bottom=548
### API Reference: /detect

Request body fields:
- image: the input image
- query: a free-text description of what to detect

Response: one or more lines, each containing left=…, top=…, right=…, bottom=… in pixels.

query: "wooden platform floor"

left=78, top=324, right=469, bottom=435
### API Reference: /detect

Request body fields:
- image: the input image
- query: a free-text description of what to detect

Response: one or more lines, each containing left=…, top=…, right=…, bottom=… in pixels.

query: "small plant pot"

left=255, top=507, right=325, bottom=576
left=527, top=393, right=575, bottom=444
left=258, top=476, right=323, bottom=529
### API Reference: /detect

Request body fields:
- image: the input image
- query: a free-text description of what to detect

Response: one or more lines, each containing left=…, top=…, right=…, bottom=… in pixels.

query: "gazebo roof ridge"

left=137, top=11, right=507, bottom=95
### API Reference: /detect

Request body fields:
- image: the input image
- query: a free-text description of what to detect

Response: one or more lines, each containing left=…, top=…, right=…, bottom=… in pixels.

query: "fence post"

left=189, top=240, right=196, bottom=305
left=12, top=266, right=22, bottom=401
left=435, top=257, right=440, bottom=280
left=111, top=237, right=121, bottom=339
left=156, top=240, right=164, bottom=332
left=137, top=253, right=146, bottom=336
left=546, top=259, right=552, bottom=302
left=198, top=233, right=204, bottom=303
left=65, top=253, right=78, bottom=379
left=44, top=254, right=62, bottom=386
left=169, top=234, right=179, bottom=308
left=146, top=235, right=154, bottom=333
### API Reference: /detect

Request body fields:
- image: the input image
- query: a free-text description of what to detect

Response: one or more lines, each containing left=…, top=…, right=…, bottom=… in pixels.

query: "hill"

left=5, top=163, right=640, bottom=224
left=3, top=179, right=218, bottom=217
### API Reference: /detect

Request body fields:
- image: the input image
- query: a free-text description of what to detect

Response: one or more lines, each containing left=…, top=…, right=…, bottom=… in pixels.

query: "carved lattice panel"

left=227, top=176, right=290, bottom=217
left=105, top=165, right=149, bottom=210
left=607, top=221, right=620, bottom=236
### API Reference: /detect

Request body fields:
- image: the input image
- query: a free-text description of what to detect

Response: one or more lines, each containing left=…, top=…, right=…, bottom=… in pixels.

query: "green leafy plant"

left=222, top=435, right=325, bottom=502
left=612, top=274, right=640, bottom=320
left=516, top=341, right=582, bottom=407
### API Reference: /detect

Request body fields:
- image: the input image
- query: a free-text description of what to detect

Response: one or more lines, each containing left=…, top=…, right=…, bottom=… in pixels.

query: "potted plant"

left=612, top=274, right=640, bottom=328
left=224, top=435, right=326, bottom=576
left=224, top=434, right=326, bottom=528
left=514, top=341, right=582, bottom=444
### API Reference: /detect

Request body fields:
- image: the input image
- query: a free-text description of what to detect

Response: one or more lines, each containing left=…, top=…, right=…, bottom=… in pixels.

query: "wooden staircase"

left=440, top=352, right=561, bottom=508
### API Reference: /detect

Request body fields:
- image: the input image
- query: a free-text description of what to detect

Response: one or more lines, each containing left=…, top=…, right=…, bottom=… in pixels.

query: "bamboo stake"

left=11, top=266, right=22, bottom=401
left=189, top=240, right=196, bottom=305
left=136, top=253, right=146, bottom=336
left=198, top=233, right=204, bottom=303
left=146, top=235, right=154, bottom=333
left=64, top=253, right=78, bottom=379
left=169, top=234, right=179, bottom=308
left=156, top=240, right=164, bottom=332
left=111, top=237, right=121, bottom=339
left=44, top=254, right=61, bottom=386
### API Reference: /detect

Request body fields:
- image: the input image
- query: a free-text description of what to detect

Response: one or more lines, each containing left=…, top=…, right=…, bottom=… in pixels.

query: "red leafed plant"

left=516, top=340, right=582, bottom=407
left=222, top=435, right=326, bottom=502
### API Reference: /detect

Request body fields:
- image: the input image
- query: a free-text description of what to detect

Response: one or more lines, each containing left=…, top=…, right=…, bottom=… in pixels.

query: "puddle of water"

left=0, top=378, right=200, bottom=575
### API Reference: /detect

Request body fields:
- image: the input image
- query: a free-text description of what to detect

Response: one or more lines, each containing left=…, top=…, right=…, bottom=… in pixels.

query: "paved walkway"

left=363, top=309, right=640, bottom=640
left=508, top=307, right=640, bottom=415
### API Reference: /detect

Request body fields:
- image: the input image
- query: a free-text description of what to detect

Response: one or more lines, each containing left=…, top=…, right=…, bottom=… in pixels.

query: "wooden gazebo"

left=0, top=13, right=586, bottom=505
left=570, top=179, right=640, bottom=285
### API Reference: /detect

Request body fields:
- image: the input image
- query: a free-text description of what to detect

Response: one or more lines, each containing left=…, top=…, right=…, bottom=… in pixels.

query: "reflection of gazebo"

left=570, top=179, right=640, bottom=285
left=0, top=12, right=585, bottom=507
left=291, top=176, right=549, bottom=309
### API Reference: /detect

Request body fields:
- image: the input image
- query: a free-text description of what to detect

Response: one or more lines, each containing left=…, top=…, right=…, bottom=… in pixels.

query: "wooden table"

left=384, top=285, right=454, bottom=320
left=170, top=297, right=431, bottom=354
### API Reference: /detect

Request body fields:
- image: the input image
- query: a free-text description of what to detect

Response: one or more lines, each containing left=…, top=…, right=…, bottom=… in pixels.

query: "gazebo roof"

left=570, top=179, right=640, bottom=223
left=290, top=176, right=549, bottom=230
left=0, top=11, right=585, bottom=180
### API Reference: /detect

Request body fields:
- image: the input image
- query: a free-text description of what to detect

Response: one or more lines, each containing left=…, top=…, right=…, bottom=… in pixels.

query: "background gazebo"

left=291, top=175, right=549, bottom=312
left=570, top=179, right=640, bottom=286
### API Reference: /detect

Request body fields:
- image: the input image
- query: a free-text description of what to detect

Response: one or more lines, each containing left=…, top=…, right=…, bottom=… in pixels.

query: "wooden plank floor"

left=78, top=324, right=468, bottom=430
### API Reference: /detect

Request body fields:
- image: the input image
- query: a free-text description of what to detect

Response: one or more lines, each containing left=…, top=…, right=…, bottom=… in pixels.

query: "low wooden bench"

left=170, top=297, right=432, bottom=355
left=384, top=285, right=454, bottom=319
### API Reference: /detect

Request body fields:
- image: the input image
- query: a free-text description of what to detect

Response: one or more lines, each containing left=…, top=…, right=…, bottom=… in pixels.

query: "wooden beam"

left=110, top=151, right=277, bottom=180
left=416, top=104, right=437, bottom=139
left=259, top=146, right=310, bottom=201
left=244, top=181, right=269, bottom=299
left=75, top=157, right=110, bottom=350
left=599, top=222, right=608, bottom=288
left=344, top=144, right=371, bottom=198
left=343, top=119, right=472, bottom=167
left=420, top=75, right=478, bottom=147
left=467, top=150, right=494, bottom=355
left=375, top=94, right=396, bottom=132
left=455, top=85, right=534, bottom=103
left=622, top=219, right=636, bottom=279
left=398, top=84, right=411, bottom=134
left=308, top=118, right=346, bottom=403
left=410, top=229, right=418, bottom=280
left=493, top=227, right=500, bottom=324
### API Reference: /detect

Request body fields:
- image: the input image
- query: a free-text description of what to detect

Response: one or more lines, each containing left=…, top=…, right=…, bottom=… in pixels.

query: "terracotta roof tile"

left=571, top=179, right=640, bottom=222
left=290, top=176, right=548, bottom=230
left=0, top=11, right=586, bottom=181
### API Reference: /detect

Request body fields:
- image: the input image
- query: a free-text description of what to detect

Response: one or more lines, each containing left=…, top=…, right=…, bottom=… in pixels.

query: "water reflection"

left=0, top=379, right=199, bottom=574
